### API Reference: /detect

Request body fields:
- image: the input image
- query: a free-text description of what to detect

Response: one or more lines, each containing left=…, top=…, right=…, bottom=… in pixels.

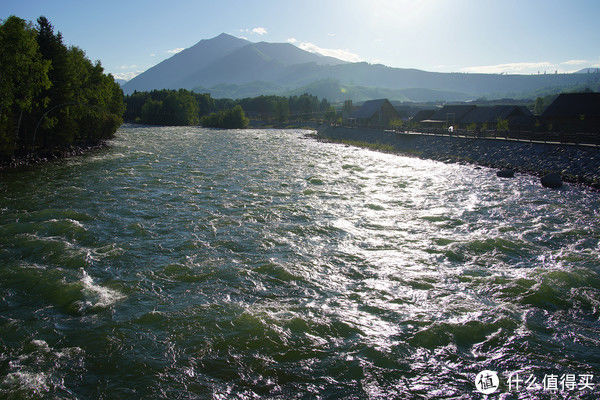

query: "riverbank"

left=0, top=141, right=110, bottom=172
left=316, top=126, right=600, bottom=189
left=249, top=119, right=322, bottom=130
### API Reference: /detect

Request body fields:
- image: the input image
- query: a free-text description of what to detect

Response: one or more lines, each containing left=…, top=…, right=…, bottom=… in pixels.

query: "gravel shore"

left=316, top=126, right=600, bottom=189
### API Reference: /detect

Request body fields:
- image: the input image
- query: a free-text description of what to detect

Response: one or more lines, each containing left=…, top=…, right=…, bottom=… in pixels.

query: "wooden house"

left=345, top=99, right=400, bottom=128
left=541, top=93, right=600, bottom=132
left=425, top=105, right=476, bottom=128
left=461, top=105, right=534, bottom=131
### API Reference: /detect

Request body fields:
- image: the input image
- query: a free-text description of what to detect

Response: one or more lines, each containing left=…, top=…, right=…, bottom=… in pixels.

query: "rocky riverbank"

left=316, top=126, right=600, bottom=189
left=0, top=142, right=110, bottom=172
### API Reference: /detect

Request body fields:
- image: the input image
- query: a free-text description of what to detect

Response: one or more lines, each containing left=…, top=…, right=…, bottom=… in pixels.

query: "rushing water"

left=0, top=125, right=599, bottom=399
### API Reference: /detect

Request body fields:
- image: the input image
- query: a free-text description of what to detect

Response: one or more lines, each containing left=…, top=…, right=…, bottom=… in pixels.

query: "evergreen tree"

left=0, top=16, right=51, bottom=155
left=0, top=15, right=123, bottom=160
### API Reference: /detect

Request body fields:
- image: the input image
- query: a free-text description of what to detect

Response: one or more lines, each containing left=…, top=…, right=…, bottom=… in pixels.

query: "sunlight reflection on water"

left=0, top=126, right=599, bottom=398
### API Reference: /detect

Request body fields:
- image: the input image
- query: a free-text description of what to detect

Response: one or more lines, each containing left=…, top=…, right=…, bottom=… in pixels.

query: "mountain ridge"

left=122, top=34, right=600, bottom=101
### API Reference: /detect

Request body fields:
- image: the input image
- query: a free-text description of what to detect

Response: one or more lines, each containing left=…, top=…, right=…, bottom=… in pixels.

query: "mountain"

left=190, top=79, right=471, bottom=103
left=115, top=79, right=128, bottom=86
left=123, top=34, right=344, bottom=93
left=287, top=80, right=471, bottom=102
left=175, top=42, right=345, bottom=89
left=123, top=33, right=249, bottom=93
left=124, top=33, right=600, bottom=101
left=193, top=81, right=285, bottom=99
left=575, top=68, right=600, bottom=74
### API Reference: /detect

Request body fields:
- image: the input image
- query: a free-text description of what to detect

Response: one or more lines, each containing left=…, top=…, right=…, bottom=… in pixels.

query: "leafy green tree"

left=275, top=99, right=289, bottom=124
left=125, top=89, right=331, bottom=127
left=0, top=15, right=123, bottom=159
left=389, top=118, right=404, bottom=129
left=324, top=106, right=337, bottom=123
left=497, top=118, right=509, bottom=132
left=162, top=91, right=199, bottom=125
left=141, top=99, right=164, bottom=125
left=0, top=16, right=51, bottom=155
left=32, top=16, right=123, bottom=149
left=201, top=105, right=248, bottom=129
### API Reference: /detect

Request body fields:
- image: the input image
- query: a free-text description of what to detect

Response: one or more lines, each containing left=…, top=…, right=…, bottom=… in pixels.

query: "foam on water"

left=80, top=269, right=125, bottom=308
left=2, top=371, right=49, bottom=394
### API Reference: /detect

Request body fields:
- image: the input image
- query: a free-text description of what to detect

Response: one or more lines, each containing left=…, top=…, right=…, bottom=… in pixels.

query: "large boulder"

left=541, top=172, right=563, bottom=189
left=497, top=169, right=515, bottom=178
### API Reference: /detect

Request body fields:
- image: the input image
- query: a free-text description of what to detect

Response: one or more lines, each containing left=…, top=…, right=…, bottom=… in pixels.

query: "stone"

left=541, top=172, right=563, bottom=189
left=497, top=169, right=515, bottom=178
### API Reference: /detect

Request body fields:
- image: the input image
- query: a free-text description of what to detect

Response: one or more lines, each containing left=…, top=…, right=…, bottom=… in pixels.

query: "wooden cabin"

left=345, top=99, right=400, bottom=128
left=541, top=93, right=600, bottom=132
left=461, top=105, right=534, bottom=131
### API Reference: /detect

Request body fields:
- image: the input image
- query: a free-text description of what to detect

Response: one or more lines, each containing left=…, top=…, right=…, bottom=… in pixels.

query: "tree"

left=0, top=15, right=123, bottom=159
left=35, top=16, right=72, bottom=147
left=201, top=105, right=248, bottom=129
left=141, top=99, right=164, bottom=125
left=534, top=97, right=545, bottom=115
left=162, top=91, right=199, bottom=125
left=389, top=118, right=404, bottom=130
left=275, top=99, right=289, bottom=124
left=0, top=16, right=51, bottom=155
left=324, top=106, right=337, bottom=124
left=342, top=100, right=353, bottom=115
left=497, top=118, right=509, bottom=132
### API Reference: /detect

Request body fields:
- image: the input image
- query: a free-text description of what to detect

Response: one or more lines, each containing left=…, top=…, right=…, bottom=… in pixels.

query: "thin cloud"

left=240, top=27, right=268, bottom=36
left=167, top=47, right=185, bottom=54
left=297, top=41, right=362, bottom=62
left=112, top=70, right=144, bottom=81
left=251, top=27, right=267, bottom=35
left=119, top=64, right=138, bottom=70
left=461, top=59, right=599, bottom=74
left=287, top=38, right=298, bottom=44
left=562, top=59, right=589, bottom=65
left=461, top=61, right=553, bottom=74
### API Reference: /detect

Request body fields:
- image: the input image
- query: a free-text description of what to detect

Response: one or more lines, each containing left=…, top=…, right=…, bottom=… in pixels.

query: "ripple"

left=0, top=126, right=599, bottom=398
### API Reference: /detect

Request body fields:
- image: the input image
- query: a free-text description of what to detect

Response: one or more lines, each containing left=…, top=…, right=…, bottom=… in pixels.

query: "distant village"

left=341, top=92, right=600, bottom=144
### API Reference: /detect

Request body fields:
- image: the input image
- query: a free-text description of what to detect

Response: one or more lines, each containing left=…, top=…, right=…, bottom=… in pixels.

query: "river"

left=1, top=125, right=599, bottom=399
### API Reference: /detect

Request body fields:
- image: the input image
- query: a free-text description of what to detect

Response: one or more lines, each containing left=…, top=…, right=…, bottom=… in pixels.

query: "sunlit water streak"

left=0, top=125, right=599, bottom=399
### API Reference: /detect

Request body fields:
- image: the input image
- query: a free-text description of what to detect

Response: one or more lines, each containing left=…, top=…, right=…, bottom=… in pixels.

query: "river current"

left=1, top=125, right=599, bottom=399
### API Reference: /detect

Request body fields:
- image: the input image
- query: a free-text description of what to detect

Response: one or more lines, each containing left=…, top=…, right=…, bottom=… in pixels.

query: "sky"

left=3, top=0, right=600, bottom=80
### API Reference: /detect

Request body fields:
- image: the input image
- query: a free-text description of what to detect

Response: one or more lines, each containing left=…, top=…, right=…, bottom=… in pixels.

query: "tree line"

left=0, top=16, right=124, bottom=160
left=124, top=90, right=336, bottom=127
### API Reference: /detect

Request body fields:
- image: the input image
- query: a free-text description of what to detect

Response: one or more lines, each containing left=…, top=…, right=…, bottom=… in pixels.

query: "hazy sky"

left=3, top=0, right=600, bottom=80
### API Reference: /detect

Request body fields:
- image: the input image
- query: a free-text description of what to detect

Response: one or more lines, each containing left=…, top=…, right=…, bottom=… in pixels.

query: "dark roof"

left=350, top=99, right=391, bottom=119
left=462, top=105, right=533, bottom=124
left=429, top=105, right=476, bottom=122
left=542, top=92, right=600, bottom=118
left=412, top=109, right=435, bottom=122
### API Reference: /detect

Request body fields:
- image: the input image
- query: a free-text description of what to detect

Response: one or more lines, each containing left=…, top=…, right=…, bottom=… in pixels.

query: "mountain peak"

left=215, top=32, right=238, bottom=40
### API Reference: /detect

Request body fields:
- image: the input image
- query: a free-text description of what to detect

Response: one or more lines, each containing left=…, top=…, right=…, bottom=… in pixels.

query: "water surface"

left=1, top=126, right=599, bottom=399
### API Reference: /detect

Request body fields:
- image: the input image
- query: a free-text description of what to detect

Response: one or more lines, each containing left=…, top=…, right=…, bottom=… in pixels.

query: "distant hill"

left=115, top=79, right=128, bottom=86
left=191, top=79, right=471, bottom=103
left=193, top=81, right=285, bottom=99
left=123, top=33, right=600, bottom=101
left=575, top=68, right=600, bottom=74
